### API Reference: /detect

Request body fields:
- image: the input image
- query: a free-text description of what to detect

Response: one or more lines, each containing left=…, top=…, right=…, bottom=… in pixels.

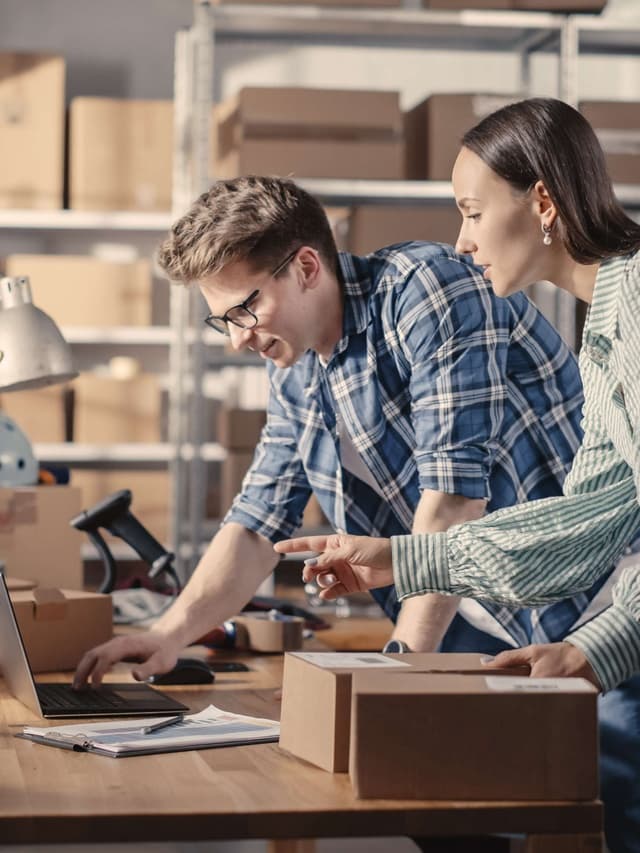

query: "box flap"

left=32, top=587, right=67, bottom=621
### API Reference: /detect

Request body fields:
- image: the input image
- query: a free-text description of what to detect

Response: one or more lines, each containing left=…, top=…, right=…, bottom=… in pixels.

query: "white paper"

left=485, top=676, right=594, bottom=693
left=22, top=704, right=280, bottom=755
left=290, top=652, right=411, bottom=669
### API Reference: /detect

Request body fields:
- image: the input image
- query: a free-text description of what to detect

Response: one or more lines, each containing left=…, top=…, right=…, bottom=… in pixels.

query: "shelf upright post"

left=554, top=15, right=580, bottom=351
left=169, top=1, right=214, bottom=583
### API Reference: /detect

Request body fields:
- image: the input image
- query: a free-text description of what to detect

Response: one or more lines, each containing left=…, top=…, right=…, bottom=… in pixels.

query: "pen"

left=140, top=714, right=185, bottom=736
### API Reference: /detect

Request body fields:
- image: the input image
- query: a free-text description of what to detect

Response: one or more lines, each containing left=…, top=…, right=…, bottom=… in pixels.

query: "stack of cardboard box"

left=214, top=86, right=405, bottom=181
left=1, top=485, right=113, bottom=672
left=0, top=53, right=65, bottom=209
left=279, top=651, right=599, bottom=801
left=581, top=101, right=640, bottom=184
left=4, top=255, right=153, bottom=327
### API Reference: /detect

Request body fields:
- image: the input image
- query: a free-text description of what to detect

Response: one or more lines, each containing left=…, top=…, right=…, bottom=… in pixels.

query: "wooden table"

left=0, top=653, right=602, bottom=851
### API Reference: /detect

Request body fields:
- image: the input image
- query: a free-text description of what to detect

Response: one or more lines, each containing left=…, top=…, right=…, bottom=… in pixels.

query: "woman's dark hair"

left=462, top=97, right=640, bottom=263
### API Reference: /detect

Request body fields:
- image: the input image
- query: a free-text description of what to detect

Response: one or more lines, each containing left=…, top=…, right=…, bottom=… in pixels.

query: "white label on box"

left=485, top=676, right=593, bottom=693
left=291, top=652, right=411, bottom=669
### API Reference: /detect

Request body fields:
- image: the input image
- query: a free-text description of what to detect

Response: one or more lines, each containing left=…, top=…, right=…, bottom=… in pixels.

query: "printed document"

left=19, top=704, right=279, bottom=758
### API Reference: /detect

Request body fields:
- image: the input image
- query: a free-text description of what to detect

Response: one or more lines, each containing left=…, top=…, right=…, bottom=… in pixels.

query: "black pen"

left=140, top=714, right=185, bottom=736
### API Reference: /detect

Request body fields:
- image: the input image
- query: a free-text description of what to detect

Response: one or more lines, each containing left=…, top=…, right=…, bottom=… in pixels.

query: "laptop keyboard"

left=37, top=683, right=130, bottom=711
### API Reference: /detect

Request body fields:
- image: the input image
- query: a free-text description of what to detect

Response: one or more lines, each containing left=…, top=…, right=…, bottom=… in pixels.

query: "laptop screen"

left=0, top=571, right=42, bottom=716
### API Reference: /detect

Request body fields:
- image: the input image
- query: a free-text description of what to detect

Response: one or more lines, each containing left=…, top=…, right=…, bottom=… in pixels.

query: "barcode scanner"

left=70, top=489, right=180, bottom=595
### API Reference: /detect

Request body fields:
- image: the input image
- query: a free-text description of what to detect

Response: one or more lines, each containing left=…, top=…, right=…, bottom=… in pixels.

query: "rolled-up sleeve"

left=397, top=258, right=508, bottom=500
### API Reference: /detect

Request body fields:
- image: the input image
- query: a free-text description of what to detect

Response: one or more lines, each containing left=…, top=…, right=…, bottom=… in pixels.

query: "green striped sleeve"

left=391, top=474, right=640, bottom=608
left=567, top=601, right=640, bottom=692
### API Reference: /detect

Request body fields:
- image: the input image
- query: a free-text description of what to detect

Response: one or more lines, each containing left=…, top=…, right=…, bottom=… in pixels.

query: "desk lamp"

left=0, top=275, right=77, bottom=486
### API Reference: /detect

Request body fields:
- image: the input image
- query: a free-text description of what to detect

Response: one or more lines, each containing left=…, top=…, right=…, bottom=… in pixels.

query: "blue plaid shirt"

left=225, top=241, right=606, bottom=646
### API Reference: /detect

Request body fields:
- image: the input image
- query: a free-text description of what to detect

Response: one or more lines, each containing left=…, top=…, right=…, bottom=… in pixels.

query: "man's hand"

left=72, top=632, right=180, bottom=689
left=485, top=642, right=602, bottom=690
left=274, top=533, right=393, bottom=600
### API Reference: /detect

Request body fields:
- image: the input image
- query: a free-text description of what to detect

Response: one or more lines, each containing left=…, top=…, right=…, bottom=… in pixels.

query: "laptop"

left=0, top=572, right=188, bottom=719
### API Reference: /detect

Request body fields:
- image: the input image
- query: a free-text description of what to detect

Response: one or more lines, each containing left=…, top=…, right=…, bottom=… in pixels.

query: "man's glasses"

left=204, top=248, right=299, bottom=336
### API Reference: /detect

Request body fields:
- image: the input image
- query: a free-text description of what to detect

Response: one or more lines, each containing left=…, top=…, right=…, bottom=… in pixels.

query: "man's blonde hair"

left=156, top=175, right=338, bottom=284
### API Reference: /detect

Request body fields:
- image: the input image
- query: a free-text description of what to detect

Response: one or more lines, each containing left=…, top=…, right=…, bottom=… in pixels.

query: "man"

left=74, top=175, right=587, bottom=686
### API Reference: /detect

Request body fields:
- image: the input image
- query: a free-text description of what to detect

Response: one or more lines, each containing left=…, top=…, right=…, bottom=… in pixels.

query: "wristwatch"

left=382, top=639, right=411, bottom=654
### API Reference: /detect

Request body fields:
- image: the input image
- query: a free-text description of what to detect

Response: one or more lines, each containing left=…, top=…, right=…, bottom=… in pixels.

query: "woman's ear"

left=532, top=179, right=557, bottom=229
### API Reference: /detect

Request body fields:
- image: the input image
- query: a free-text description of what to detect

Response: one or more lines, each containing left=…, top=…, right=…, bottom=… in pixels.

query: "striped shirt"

left=225, top=241, right=586, bottom=643
left=393, top=250, right=640, bottom=692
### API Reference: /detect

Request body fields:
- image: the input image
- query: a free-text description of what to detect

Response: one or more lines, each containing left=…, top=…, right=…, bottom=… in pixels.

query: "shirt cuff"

left=566, top=604, right=640, bottom=693
left=391, top=532, right=450, bottom=600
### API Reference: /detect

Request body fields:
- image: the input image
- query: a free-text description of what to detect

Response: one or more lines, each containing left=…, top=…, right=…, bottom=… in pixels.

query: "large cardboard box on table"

left=10, top=587, right=112, bottom=673
left=349, top=670, right=599, bottom=801
left=69, top=97, right=173, bottom=211
left=0, top=486, right=83, bottom=589
left=279, top=651, right=529, bottom=773
left=215, top=87, right=404, bottom=180
left=349, top=205, right=462, bottom=255
left=73, top=373, right=162, bottom=444
left=405, top=93, right=516, bottom=180
left=0, top=53, right=65, bottom=209
left=580, top=101, right=640, bottom=184
left=4, top=255, right=152, bottom=327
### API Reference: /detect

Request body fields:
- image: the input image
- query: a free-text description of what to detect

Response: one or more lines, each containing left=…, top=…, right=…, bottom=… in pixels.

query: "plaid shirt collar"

left=303, top=252, right=373, bottom=396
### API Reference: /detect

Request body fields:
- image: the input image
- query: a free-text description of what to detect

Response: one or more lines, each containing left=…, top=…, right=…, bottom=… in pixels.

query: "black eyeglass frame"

left=204, top=247, right=300, bottom=335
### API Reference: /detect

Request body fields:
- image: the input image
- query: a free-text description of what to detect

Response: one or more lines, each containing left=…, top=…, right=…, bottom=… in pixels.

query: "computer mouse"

left=147, top=657, right=216, bottom=685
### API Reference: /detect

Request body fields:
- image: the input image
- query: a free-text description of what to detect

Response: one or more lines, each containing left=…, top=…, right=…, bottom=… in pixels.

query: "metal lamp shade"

left=0, top=276, right=78, bottom=392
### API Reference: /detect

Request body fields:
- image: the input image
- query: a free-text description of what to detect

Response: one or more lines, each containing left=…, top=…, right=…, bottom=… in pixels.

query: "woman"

left=275, top=98, right=640, bottom=852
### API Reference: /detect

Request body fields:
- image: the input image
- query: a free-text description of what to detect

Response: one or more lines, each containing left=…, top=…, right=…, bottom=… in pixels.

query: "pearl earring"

left=542, top=223, right=553, bottom=246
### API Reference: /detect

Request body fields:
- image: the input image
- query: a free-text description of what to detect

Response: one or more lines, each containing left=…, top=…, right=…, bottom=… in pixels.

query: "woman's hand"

left=484, top=642, right=602, bottom=690
left=274, top=533, right=394, bottom=600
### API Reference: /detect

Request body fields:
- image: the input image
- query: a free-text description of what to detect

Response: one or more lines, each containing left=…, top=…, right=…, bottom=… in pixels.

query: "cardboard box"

left=10, top=586, right=112, bottom=673
left=217, top=407, right=266, bottom=450
left=0, top=384, right=71, bottom=443
left=279, top=651, right=529, bottom=773
left=221, top=450, right=254, bottom=514
left=581, top=101, right=640, bottom=184
left=215, top=87, right=404, bottom=180
left=349, top=205, right=462, bottom=255
left=405, top=93, right=516, bottom=180
left=71, top=470, right=171, bottom=545
left=0, top=53, right=65, bottom=209
left=233, top=613, right=304, bottom=653
left=73, top=373, right=162, bottom=444
left=69, top=97, right=173, bottom=211
left=350, top=670, right=598, bottom=801
left=0, top=486, right=83, bottom=589
left=4, top=255, right=153, bottom=327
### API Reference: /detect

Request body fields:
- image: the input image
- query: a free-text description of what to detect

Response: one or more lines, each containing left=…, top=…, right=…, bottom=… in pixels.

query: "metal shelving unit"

left=170, top=2, right=640, bottom=581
